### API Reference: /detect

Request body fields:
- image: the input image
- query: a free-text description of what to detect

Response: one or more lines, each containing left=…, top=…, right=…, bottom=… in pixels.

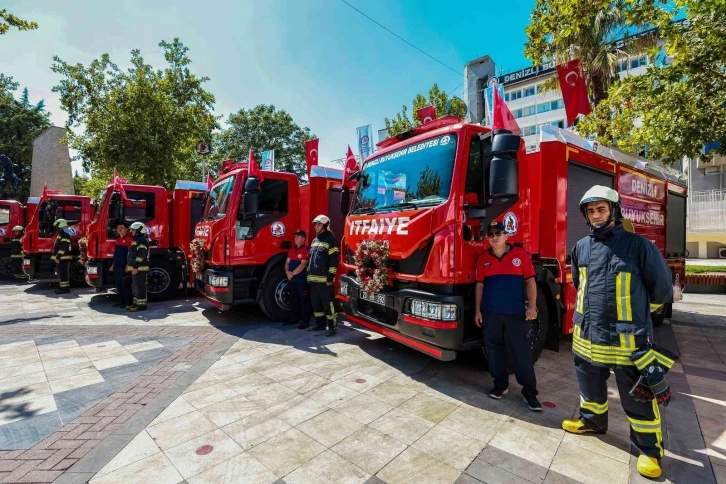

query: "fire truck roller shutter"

left=566, top=162, right=615, bottom=256
left=666, top=193, right=686, bottom=257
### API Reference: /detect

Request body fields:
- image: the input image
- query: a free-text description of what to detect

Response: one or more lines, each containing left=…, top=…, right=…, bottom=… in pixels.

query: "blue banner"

left=261, top=150, right=275, bottom=171
left=357, top=125, right=374, bottom=161
left=484, top=84, right=505, bottom=126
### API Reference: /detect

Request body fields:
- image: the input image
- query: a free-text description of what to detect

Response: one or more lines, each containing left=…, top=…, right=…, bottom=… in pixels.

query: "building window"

left=551, top=120, right=565, bottom=129
left=523, top=86, right=536, bottom=97
left=524, top=105, right=536, bottom=117
left=504, top=92, right=510, bottom=102
left=550, top=99, right=564, bottom=110
left=537, top=102, right=550, bottom=114
left=509, top=90, right=522, bottom=101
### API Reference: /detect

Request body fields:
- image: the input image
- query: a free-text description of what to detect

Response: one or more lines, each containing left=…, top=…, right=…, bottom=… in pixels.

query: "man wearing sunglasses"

left=474, top=221, right=541, bottom=411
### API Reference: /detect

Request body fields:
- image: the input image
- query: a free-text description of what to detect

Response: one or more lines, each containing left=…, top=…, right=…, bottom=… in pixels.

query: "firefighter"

left=285, top=229, right=310, bottom=328
left=126, top=221, right=150, bottom=312
left=562, top=185, right=674, bottom=479
left=474, top=221, right=542, bottom=411
left=110, top=222, right=133, bottom=308
left=10, top=225, right=26, bottom=280
left=51, top=219, right=73, bottom=294
left=307, top=214, right=339, bottom=336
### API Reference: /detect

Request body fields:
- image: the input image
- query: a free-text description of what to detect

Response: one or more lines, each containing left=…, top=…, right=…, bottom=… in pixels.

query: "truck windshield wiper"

left=351, top=207, right=376, bottom=215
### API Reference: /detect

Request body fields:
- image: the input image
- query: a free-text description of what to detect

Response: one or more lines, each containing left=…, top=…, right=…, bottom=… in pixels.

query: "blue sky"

left=1, top=0, right=536, bottom=174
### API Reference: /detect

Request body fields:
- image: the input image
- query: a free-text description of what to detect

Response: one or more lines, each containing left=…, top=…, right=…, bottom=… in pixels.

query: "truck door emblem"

left=271, top=222, right=285, bottom=237
left=503, top=212, right=518, bottom=236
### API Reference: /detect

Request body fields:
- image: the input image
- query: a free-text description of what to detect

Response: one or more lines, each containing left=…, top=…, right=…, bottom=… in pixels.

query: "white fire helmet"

left=313, top=214, right=330, bottom=225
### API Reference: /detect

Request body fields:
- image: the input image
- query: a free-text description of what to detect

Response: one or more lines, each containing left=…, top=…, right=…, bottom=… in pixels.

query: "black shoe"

left=489, top=387, right=508, bottom=400
left=55, top=288, right=70, bottom=294
left=298, top=322, right=309, bottom=329
left=129, top=305, right=147, bottom=312
left=524, top=395, right=543, bottom=411
left=325, top=329, right=336, bottom=337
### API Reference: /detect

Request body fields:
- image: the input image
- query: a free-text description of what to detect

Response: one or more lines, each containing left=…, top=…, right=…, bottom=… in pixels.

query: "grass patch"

left=686, top=265, right=726, bottom=274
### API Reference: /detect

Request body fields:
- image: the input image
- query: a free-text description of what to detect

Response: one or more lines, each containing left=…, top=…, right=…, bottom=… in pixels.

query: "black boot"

left=55, top=288, right=70, bottom=294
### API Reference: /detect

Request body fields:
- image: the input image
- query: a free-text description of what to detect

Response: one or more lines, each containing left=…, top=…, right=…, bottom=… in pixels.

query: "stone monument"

left=30, top=126, right=75, bottom=197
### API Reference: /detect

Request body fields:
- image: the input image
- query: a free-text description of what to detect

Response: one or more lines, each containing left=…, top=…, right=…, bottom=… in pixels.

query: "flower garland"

left=77, top=237, right=88, bottom=265
left=190, top=238, right=206, bottom=275
left=354, top=239, right=390, bottom=295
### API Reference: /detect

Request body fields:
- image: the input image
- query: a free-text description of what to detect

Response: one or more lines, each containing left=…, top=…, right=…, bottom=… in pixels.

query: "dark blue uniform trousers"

left=288, top=279, right=310, bottom=324
left=114, top=267, right=132, bottom=306
left=483, top=312, right=538, bottom=397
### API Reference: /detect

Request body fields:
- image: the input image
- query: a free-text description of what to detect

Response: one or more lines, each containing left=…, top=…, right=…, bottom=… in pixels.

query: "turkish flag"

left=248, top=149, right=265, bottom=184
left=305, top=138, right=319, bottom=176
left=492, top=87, right=521, bottom=136
left=416, top=105, right=436, bottom=124
left=41, top=182, right=48, bottom=202
left=556, top=59, right=591, bottom=125
left=206, top=172, right=213, bottom=191
left=112, top=168, right=128, bottom=200
left=343, top=145, right=359, bottom=190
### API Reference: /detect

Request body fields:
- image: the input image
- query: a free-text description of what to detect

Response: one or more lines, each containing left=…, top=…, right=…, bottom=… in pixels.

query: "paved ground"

left=0, top=281, right=724, bottom=484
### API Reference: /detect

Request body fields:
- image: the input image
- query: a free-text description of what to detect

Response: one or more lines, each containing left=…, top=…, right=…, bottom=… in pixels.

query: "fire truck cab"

left=0, top=200, right=25, bottom=279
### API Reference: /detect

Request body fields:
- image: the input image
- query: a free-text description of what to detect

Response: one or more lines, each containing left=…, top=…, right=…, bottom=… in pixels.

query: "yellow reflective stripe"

left=654, top=351, right=675, bottom=369
left=575, top=268, right=587, bottom=313
left=59, top=238, right=71, bottom=242
left=311, top=241, right=330, bottom=248
left=307, top=275, right=327, bottom=282
left=328, top=247, right=339, bottom=255
left=57, top=250, right=66, bottom=255
left=60, top=256, right=73, bottom=260
left=137, top=245, right=148, bottom=250
left=616, top=272, right=633, bottom=321
left=580, top=395, right=608, bottom=414
left=328, top=267, right=337, bottom=273
left=11, top=255, right=23, bottom=258
left=653, top=400, right=664, bottom=457
left=650, top=303, right=663, bottom=312
left=313, top=312, right=325, bottom=317
left=135, top=257, right=144, bottom=262
left=627, top=411, right=661, bottom=434
left=633, top=350, right=657, bottom=370
left=619, top=333, right=635, bottom=350
left=328, top=302, right=337, bottom=320
left=137, top=266, right=150, bottom=271
left=573, top=331, right=635, bottom=366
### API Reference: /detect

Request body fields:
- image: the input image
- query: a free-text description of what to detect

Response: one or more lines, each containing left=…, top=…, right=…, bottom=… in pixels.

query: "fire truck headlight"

left=208, top=276, right=228, bottom=287
left=339, top=281, right=349, bottom=296
left=408, top=300, right=457, bottom=321
left=441, top=304, right=457, bottom=321
left=85, top=266, right=99, bottom=275
left=22, top=259, right=30, bottom=267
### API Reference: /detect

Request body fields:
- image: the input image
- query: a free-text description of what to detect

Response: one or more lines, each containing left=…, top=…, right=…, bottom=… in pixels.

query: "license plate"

left=360, top=290, right=386, bottom=306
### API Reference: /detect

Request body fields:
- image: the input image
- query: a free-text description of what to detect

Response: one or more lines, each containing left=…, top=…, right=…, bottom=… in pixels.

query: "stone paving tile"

left=332, top=427, right=407, bottom=475
left=369, top=408, right=436, bottom=446
left=285, top=449, right=370, bottom=484
left=549, top=441, right=631, bottom=484
left=413, top=425, right=485, bottom=471
left=0, top=411, right=63, bottom=450
left=377, top=447, right=461, bottom=484
left=186, top=452, right=278, bottom=484
left=163, top=428, right=243, bottom=479
left=247, top=428, right=326, bottom=478
left=297, top=409, right=364, bottom=448
left=89, top=452, right=183, bottom=484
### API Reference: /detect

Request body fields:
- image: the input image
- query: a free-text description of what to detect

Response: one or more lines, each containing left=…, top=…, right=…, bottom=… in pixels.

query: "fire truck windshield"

left=351, top=134, right=457, bottom=214
left=203, top=176, right=235, bottom=220
left=0, top=205, right=9, bottom=225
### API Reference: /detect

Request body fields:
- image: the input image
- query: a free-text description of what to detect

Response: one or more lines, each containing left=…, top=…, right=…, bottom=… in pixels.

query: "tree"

left=211, top=105, right=314, bottom=182
left=577, top=1, right=726, bottom=164
left=0, top=74, right=51, bottom=200
left=1, top=9, right=38, bottom=35
left=51, top=38, right=219, bottom=188
left=524, top=0, right=658, bottom=105
left=384, top=84, right=467, bottom=137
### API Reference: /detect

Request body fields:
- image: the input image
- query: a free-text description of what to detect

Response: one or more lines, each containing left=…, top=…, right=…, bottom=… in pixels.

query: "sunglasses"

left=487, top=231, right=504, bottom=238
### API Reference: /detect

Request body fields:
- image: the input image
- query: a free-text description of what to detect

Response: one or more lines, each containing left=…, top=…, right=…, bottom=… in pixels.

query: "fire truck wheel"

left=147, top=260, right=181, bottom=301
left=651, top=304, right=668, bottom=327
left=259, top=266, right=292, bottom=322
left=0, top=254, right=13, bottom=280
left=69, top=261, right=87, bottom=287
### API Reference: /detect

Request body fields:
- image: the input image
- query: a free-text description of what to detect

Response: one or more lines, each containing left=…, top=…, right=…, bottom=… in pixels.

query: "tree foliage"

left=384, top=84, right=467, bottom=137
left=0, top=74, right=51, bottom=200
left=0, top=9, right=38, bottom=35
left=525, top=0, right=658, bottom=105
left=51, top=38, right=219, bottom=188
left=211, top=105, right=314, bottom=182
left=577, top=1, right=726, bottom=163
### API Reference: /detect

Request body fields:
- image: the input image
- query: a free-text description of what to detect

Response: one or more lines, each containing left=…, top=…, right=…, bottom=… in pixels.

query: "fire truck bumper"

left=337, top=275, right=462, bottom=361
left=196, top=268, right=234, bottom=311
left=22, top=255, right=55, bottom=281
left=84, top=260, right=104, bottom=288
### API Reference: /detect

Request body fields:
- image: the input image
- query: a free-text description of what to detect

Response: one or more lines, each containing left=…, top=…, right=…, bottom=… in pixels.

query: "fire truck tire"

left=69, top=261, right=87, bottom=287
left=0, top=254, right=13, bottom=280
left=147, top=259, right=181, bottom=301
left=259, top=266, right=292, bottom=322
left=651, top=304, right=668, bottom=327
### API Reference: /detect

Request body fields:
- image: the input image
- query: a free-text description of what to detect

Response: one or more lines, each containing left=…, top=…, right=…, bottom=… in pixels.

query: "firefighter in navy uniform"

left=307, top=214, right=339, bottom=336
left=10, top=225, right=26, bottom=280
left=562, top=186, right=675, bottom=480
left=126, top=222, right=150, bottom=312
left=110, top=222, right=133, bottom=308
left=51, top=219, right=73, bottom=294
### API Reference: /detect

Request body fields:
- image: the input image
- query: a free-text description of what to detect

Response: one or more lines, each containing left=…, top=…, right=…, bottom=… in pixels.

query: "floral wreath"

left=354, top=239, right=390, bottom=295
left=190, top=238, right=206, bottom=275
left=77, top=237, right=88, bottom=265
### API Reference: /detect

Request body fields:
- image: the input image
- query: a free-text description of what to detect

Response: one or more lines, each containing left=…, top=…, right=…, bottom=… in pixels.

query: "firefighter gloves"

left=629, top=344, right=678, bottom=407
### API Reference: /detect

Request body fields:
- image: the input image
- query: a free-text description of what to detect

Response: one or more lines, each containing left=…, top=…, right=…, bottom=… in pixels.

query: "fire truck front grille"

left=356, top=300, right=398, bottom=327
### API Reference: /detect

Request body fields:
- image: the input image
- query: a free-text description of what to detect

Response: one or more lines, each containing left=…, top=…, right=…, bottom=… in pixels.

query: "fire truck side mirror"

left=341, top=188, right=351, bottom=216
left=240, top=177, right=260, bottom=217
left=488, top=132, right=519, bottom=201
left=108, top=198, right=121, bottom=224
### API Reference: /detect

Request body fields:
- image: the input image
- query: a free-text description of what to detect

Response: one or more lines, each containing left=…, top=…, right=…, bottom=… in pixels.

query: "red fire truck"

left=0, top=200, right=25, bottom=279
left=193, top=162, right=345, bottom=318
left=337, top=117, right=687, bottom=362
left=84, top=180, right=207, bottom=300
left=21, top=191, right=94, bottom=284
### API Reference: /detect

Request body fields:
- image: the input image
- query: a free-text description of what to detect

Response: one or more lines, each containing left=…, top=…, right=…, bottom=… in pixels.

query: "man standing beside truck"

left=126, top=222, right=150, bottom=312
left=474, top=221, right=542, bottom=411
left=307, top=214, right=339, bottom=336
left=285, top=229, right=310, bottom=328
left=10, top=225, right=26, bottom=280
left=51, top=219, right=73, bottom=294
left=110, top=222, right=133, bottom=308
left=562, top=185, right=675, bottom=480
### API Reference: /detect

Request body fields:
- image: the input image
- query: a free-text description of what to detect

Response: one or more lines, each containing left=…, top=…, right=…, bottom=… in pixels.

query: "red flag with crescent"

left=492, top=87, right=521, bottom=135
left=206, top=172, right=213, bottom=191
left=305, top=139, right=319, bottom=176
left=343, top=145, right=359, bottom=190
left=556, top=59, right=591, bottom=125
left=248, top=149, right=264, bottom=184
left=416, top=105, right=436, bottom=125
left=112, top=168, right=129, bottom=200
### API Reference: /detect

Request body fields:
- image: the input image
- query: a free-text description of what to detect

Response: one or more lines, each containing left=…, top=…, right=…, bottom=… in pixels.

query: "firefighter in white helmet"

left=126, top=222, right=150, bottom=311
left=51, top=219, right=73, bottom=294
left=10, top=225, right=26, bottom=280
left=307, top=214, right=339, bottom=336
left=563, top=185, right=675, bottom=479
